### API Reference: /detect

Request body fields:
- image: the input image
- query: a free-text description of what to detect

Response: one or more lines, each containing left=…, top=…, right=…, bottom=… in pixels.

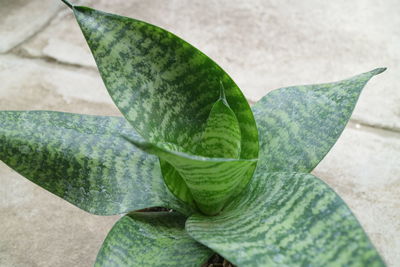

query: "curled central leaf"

left=124, top=86, right=256, bottom=215
left=196, top=83, right=241, bottom=159
left=71, top=5, right=259, bottom=215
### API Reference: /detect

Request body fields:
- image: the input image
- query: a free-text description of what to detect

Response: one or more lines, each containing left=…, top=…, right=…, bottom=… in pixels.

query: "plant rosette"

left=0, top=1, right=387, bottom=266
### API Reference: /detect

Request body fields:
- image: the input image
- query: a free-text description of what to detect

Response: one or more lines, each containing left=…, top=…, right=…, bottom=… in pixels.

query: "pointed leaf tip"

left=372, top=67, right=387, bottom=75
left=252, top=68, right=387, bottom=173
left=219, top=81, right=226, bottom=100
left=61, top=0, right=73, bottom=9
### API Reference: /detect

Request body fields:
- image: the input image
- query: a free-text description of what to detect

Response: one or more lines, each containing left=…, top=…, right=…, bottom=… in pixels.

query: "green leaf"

left=186, top=171, right=385, bottom=266
left=124, top=137, right=257, bottom=215
left=95, top=212, right=213, bottom=267
left=69, top=4, right=259, bottom=214
left=196, top=83, right=241, bottom=159
left=159, top=159, right=197, bottom=209
left=0, top=111, right=189, bottom=215
left=252, top=68, right=386, bottom=172
left=71, top=5, right=258, bottom=160
left=155, top=84, right=243, bottom=212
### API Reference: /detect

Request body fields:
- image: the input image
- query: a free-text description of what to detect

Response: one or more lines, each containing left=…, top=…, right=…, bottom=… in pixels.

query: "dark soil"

left=202, top=254, right=235, bottom=267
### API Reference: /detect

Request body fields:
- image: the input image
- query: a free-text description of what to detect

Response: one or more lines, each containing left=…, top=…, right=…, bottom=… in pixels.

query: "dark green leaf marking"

left=95, top=212, right=213, bottom=267
left=186, top=171, right=385, bottom=266
left=252, top=68, right=386, bottom=173
left=0, top=111, right=190, bottom=215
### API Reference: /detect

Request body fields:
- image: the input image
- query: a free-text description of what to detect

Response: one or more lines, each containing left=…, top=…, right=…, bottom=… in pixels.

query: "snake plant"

left=0, top=1, right=386, bottom=266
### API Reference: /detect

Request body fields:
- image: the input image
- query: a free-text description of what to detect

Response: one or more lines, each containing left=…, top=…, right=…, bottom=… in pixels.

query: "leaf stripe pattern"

left=0, top=111, right=189, bottom=215
left=72, top=5, right=258, bottom=160
left=252, top=68, right=386, bottom=173
left=197, top=83, right=241, bottom=158
left=124, top=137, right=257, bottom=215
left=186, top=171, right=385, bottom=266
left=159, top=159, right=197, bottom=208
left=95, top=212, right=213, bottom=266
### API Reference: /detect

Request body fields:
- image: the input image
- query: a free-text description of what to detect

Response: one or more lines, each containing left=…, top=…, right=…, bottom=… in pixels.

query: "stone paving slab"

left=0, top=0, right=62, bottom=53
left=0, top=55, right=118, bottom=116
left=17, top=0, right=400, bottom=131
left=16, top=8, right=96, bottom=68
left=0, top=163, right=119, bottom=267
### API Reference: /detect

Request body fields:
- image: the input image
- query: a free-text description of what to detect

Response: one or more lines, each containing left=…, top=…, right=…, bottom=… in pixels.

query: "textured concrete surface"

left=0, top=55, right=115, bottom=115
left=0, top=0, right=62, bottom=53
left=0, top=163, right=118, bottom=267
left=1, top=0, right=399, bottom=266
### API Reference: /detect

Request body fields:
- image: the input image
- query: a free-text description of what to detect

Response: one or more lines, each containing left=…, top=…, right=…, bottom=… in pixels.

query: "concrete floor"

left=0, top=0, right=399, bottom=266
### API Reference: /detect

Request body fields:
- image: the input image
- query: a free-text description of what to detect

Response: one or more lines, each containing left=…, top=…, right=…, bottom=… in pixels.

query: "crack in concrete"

left=6, top=52, right=100, bottom=77
left=350, top=119, right=400, bottom=135
left=0, top=6, right=63, bottom=55
left=348, top=121, right=400, bottom=140
left=10, top=50, right=99, bottom=72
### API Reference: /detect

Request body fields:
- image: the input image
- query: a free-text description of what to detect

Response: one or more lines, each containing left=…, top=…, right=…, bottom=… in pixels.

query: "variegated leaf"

left=252, top=68, right=386, bottom=172
left=95, top=212, right=213, bottom=267
left=0, top=111, right=189, bottom=215
left=67, top=3, right=259, bottom=214
left=197, top=83, right=241, bottom=159
left=186, top=170, right=385, bottom=266
left=71, top=4, right=258, bottom=159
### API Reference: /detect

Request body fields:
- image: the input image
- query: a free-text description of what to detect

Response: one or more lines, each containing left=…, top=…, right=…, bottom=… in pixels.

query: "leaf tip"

left=372, top=67, right=387, bottom=75
left=219, top=81, right=228, bottom=105
left=61, top=0, right=73, bottom=9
